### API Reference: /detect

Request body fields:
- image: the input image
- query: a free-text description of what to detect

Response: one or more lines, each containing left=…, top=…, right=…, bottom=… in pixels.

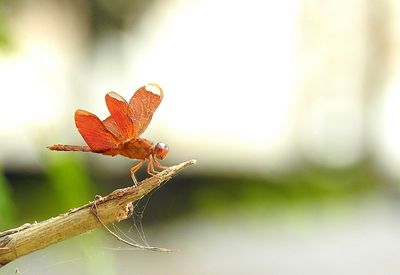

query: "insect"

left=48, top=83, right=169, bottom=185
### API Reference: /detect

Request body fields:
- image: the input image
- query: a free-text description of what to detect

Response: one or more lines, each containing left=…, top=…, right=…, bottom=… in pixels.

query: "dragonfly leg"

left=147, top=156, right=158, bottom=176
left=153, top=157, right=168, bottom=170
left=130, top=159, right=146, bottom=186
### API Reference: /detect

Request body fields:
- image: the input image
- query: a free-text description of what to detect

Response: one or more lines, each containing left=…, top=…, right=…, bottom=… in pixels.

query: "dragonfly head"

left=153, top=142, right=169, bottom=160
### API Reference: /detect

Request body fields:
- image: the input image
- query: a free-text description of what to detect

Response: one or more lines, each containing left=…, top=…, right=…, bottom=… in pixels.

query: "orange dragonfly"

left=48, top=83, right=169, bottom=185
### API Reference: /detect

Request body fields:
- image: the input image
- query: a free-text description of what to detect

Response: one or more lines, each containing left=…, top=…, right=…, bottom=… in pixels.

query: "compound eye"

left=156, top=143, right=167, bottom=150
left=155, top=142, right=169, bottom=159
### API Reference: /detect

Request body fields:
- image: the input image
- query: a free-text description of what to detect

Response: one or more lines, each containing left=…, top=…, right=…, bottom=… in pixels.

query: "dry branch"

left=0, top=159, right=196, bottom=267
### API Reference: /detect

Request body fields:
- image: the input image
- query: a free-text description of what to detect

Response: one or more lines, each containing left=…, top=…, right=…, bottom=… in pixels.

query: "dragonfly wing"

left=103, top=116, right=122, bottom=140
left=105, top=92, right=137, bottom=139
left=128, top=83, right=163, bottom=136
left=75, top=109, right=119, bottom=152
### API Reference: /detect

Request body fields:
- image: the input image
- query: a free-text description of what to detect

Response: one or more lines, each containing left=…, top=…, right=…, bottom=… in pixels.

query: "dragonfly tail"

left=47, top=144, right=92, bottom=152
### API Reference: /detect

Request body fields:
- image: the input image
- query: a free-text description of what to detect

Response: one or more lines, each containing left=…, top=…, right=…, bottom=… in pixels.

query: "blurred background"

left=1, top=0, right=400, bottom=274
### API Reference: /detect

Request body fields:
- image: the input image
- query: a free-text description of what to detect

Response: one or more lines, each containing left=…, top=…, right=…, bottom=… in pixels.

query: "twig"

left=0, top=159, right=196, bottom=267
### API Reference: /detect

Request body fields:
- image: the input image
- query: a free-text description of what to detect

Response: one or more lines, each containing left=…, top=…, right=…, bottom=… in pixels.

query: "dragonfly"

left=48, top=83, right=169, bottom=185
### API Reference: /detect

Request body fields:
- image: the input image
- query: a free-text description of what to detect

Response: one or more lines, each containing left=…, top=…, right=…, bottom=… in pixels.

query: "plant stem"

left=0, top=159, right=196, bottom=267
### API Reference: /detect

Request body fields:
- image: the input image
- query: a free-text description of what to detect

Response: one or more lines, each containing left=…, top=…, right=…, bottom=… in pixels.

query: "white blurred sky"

left=1, top=0, right=400, bottom=178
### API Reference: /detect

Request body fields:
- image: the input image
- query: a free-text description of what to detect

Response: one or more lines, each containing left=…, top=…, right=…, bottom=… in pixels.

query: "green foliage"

left=45, top=155, right=94, bottom=210
left=193, top=162, right=378, bottom=216
left=0, top=164, right=16, bottom=230
left=0, top=2, right=13, bottom=52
